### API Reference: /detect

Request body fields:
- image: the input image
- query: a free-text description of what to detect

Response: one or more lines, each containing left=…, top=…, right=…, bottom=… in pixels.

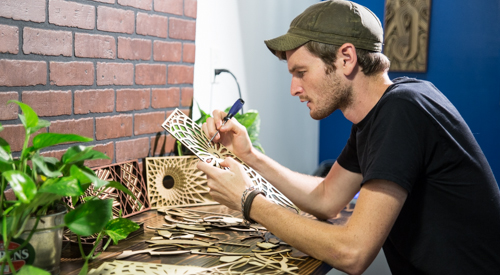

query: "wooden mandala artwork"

left=161, top=109, right=299, bottom=213
left=383, top=0, right=431, bottom=72
left=64, top=160, right=151, bottom=218
left=146, top=156, right=217, bottom=208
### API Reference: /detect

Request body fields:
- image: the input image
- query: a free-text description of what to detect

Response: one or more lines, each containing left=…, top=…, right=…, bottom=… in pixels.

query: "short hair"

left=274, top=41, right=391, bottom=76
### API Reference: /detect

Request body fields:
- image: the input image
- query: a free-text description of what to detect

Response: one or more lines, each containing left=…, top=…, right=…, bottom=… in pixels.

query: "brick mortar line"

left=0, top=16, right=196, bottom=46
left=0, top=83, right=194, bottom=93
left=0, top=2, right=195, bottom=24
left=0, top=106, right=186, bottom=125
left=0, top=55, right=196, bottom=70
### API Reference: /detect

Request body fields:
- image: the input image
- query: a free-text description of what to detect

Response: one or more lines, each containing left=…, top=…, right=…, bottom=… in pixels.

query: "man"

left=197, top=1, right=500, bottom=274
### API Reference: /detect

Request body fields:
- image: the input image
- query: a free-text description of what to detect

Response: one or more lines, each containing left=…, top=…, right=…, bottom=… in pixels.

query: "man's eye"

left=297, top=71, right=305, bottom=77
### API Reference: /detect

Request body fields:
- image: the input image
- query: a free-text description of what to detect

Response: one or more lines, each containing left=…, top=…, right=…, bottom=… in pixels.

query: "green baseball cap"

left=264, top=0, right=384, bottom=55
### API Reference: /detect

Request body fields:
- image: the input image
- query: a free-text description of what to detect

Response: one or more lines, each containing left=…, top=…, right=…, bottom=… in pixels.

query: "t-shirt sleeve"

left=361, top=97, right=430, bottom=193
left=337, top=125, right=362, bottom=173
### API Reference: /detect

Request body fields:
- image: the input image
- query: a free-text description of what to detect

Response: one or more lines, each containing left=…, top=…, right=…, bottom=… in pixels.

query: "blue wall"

left=319, top=0, right=500, bottom=183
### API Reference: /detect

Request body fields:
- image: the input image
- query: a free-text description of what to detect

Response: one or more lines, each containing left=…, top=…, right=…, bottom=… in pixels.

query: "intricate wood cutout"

left=146, top=156, right=218, bottom=208
left=88, top=260, right=207, bottom=275
left=161, top=109, right=299, bottom=213
left=64, top=160, right=151, bottom=218
left=383, top=0, right=431, bottom=72
left=92, top=160, right=151, bottom=217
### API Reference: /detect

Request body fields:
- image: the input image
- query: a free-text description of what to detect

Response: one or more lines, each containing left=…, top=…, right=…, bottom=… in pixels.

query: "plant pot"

left=17, top=207, right=66, bottom=275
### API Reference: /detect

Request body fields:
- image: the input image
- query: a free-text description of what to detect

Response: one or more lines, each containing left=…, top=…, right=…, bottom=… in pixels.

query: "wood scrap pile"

left=110, top=207, right=305, bottom=274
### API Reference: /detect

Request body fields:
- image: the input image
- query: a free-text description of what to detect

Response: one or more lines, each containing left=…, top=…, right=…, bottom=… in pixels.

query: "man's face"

left=286, top=46, right=353, bottom=120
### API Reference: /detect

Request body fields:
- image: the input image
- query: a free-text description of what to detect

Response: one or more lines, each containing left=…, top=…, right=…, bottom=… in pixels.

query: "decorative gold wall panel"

left=383, top=0, right=432, bottom=72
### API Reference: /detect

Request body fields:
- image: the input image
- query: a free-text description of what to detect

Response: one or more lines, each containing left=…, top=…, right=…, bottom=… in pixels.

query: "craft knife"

left=209, top=98, right=245, bottom=143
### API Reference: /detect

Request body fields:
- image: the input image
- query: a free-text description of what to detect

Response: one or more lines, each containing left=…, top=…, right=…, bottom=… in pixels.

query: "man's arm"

left=244, top=149, right=362, bottom=219
left=250, top=179, right=408, bottom=275
left=197, top=147, right=407, bottom=274
left=203, top=111, right=361, bottom=218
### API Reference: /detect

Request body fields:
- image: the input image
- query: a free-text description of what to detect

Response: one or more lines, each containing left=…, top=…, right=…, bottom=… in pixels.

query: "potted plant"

left=0, top=101, right=140, bottom=275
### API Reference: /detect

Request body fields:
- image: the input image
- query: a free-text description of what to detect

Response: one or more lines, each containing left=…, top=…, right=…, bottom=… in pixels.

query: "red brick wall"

left=0, top=0, right=195, bottom=167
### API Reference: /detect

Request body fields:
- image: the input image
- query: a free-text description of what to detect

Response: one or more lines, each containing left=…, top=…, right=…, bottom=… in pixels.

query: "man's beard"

left=310, top=72, right=353, bottom=120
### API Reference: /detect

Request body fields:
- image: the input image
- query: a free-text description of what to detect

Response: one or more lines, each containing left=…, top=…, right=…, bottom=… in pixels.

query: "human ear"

left=338, top=43, right=357, bottom=75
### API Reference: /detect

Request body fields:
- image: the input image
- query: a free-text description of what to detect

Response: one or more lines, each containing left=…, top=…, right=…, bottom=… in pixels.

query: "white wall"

left=193, top=0, right=319, bottom=175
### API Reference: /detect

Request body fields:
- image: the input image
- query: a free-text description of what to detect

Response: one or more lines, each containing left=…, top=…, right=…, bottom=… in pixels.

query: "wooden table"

left=59, top=204, right=354, bottom=274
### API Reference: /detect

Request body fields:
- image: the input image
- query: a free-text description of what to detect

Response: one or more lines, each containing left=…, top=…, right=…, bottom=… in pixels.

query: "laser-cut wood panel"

left=161, top=109, right=299, bottom=213
left=383, top=0, right=431, bottom=72
left=65, top=160, right=151, bottom=218
left=146, top=156, right=217, bottom=208
left=88, top=260, right=207, bottom=275
left=92, top=160, right=151, bottom=217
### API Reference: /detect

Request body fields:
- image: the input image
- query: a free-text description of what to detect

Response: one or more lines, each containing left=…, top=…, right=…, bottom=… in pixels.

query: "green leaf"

left=0, top=216, right=15, bottom=238
left=70, top=166, right=137, bottom=203
left=0, top=158, right=13, bottom=173
left=20, top=146, right=37, bottom=161
left=82, top=196, right=94, bottom=202
left=26, top=192, right=62, bottom=213
left=18, top=264, right=51, bottom=275
left=18, top=113, right=27, bottom=130
left=234, top=110, right=264, bottom=154
left=70, top=165, right=93, bottom=186
left=33, top=133, right=92, bottom=150
left=9, top=203, right=30, bottom=237
left=0, top=136, right=11, bottom=156
left=196, top=105, right=265, bottom=154
left=30, top=119, right=51, bottom=134
left=9, top=100, right=39, bottom=130
left=2, top=171, right=37, bottom=204
left=39, top=177, right=84, bottom=197
left=78, top=261, right=89, bottom=275
left=42, top=156, right=58, bottom=165
left=104, top=218, right=140, bottom=245
left=100, top=181, right=136, bottom=200
left=194, top=102, right=212, bottom=125
left=0, top=138, right=13, bottom=172
left=32, top=154, right=63, bottom=178
left=62, top=145, right=109, bottom=165
left=0, top=122, right=3, bottom=132
left=70, top=165, right=105, bottom=191
left=234, top=111, right=258, bottom=129
left=65, top=199, right=113, bottom=236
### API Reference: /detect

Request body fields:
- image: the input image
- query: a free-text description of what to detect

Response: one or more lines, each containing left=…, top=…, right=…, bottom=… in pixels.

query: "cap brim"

left=264, top=33, right=310, bottom=55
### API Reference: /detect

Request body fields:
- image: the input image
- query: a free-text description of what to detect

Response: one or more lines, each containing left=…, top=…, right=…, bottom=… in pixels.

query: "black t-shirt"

left=337, top=77, right=500, bottom=274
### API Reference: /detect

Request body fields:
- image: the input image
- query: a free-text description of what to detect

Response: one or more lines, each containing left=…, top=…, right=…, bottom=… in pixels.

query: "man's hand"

left=202, top=110, right=254, bottom=161
left=196, top=157, right=253, bottom=211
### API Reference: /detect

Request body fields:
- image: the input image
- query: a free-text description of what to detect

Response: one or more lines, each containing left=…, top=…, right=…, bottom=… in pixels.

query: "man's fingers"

left=220, top=158, right=247, bottom=175
left=205, top=117, right=218, bottom=139
left=219, top=117, right=245, bottom=134
left=220, top=157, right=237, bottom=168
left=197, top=160, right=221, bottom=178
left=212, top=110, right=227, bottom=128
left=201, top=122, right=209, bottom=138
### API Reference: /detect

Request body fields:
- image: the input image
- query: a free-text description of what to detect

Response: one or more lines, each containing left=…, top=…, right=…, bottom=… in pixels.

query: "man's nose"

left=290, top=78, right=303, bottom=96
